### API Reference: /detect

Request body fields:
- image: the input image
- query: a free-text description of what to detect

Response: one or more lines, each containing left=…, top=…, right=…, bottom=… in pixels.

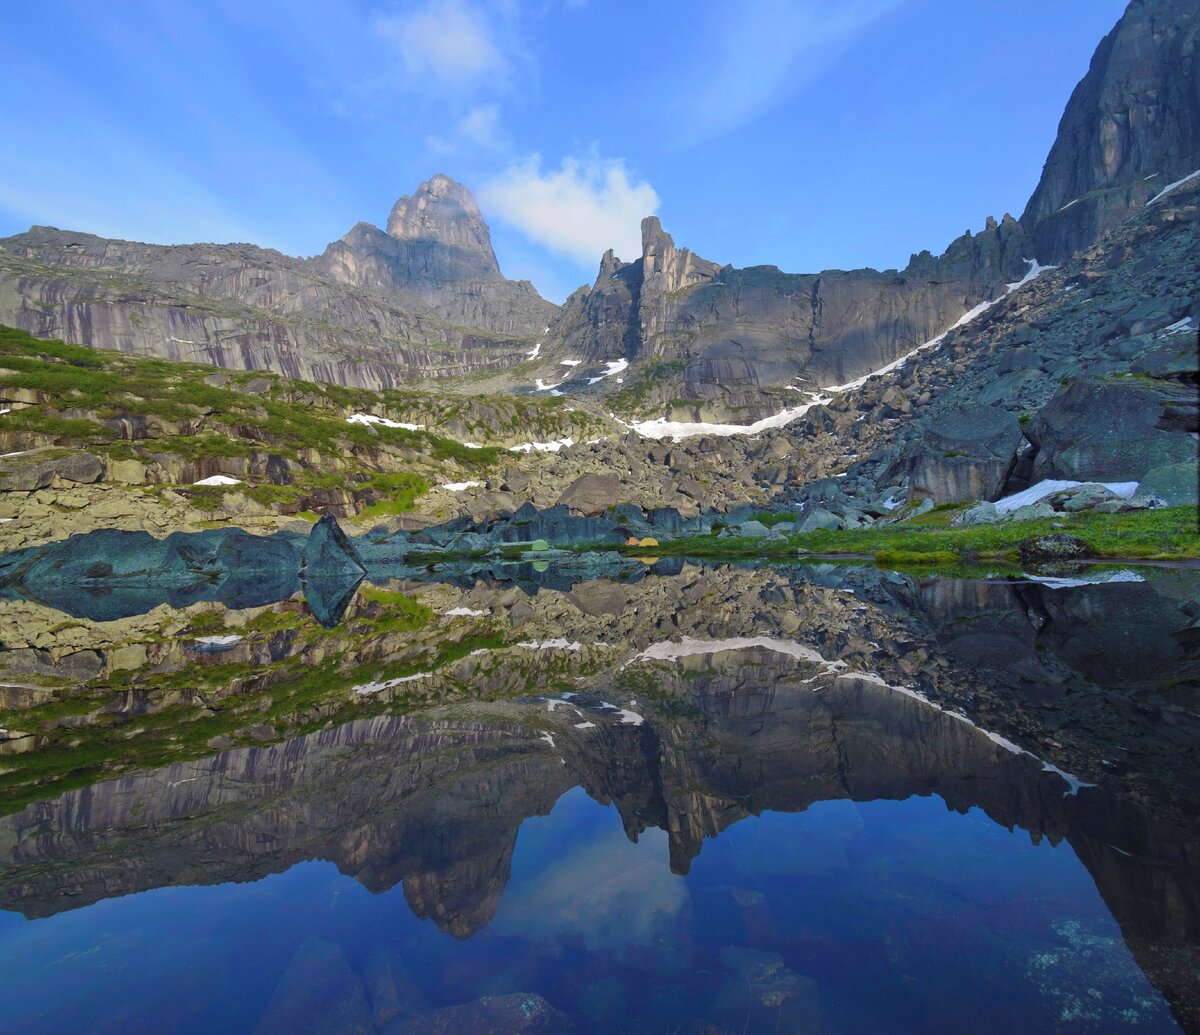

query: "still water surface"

left=0, top=556, right=1195, bottom=1033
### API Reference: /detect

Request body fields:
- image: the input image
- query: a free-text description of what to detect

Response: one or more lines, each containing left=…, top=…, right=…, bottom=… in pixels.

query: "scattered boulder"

left=0, top=451, right=105, bottom=491
left=1019, top=533, right=1094, bottom=562
left=797, top=506, right=840, bottom=532
left=951, top=501, right=1000, bottom=526
left=556, top=474, right=624, bottom=516
left=909, top=405, right=1022, bottom=502
left=1139, top=461, right=1199, bottom=504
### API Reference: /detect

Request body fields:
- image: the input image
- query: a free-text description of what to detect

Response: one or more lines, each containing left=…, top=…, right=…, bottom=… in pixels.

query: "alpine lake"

left=0, top=531, right=1197, bottom=1035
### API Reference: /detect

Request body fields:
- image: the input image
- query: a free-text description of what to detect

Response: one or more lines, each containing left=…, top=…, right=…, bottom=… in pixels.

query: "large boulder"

left=909, top=405, right=1022, bottom=502
left=302, top=515, right=365, bottom=577
left=1140, top=461, right=1200, bottom=505
left=556, top=474, right=624, bottom=517
left=0, top=451, right=105, bottom=491
left=1026, top=378, right=1198, bottom=482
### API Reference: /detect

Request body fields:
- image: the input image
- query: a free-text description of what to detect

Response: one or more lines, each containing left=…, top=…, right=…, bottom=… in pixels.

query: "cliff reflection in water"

left=0, top=559, right=1197, bottom=1032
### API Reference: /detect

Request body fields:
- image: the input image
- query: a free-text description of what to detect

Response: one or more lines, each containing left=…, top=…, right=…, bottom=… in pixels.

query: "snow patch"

left=1158, top=316, right=1195, bottom=337
left=615, top=392, right=831, bottom=441
left=353, top=672, right=432, bottom=695
left=574, top=721, right=596, bottom=729
left=525, top=341, right=542, bottom=360
left=509, top=437, right=573, bottom=453
left=517, top=638, right=583, bottom=650
left=1147, top=169, right=1200, bottom=206
left=193, top=634, right=243, bottom=646
left=534, top=379, right=564, bottom=392
left=993, top=479, right=1138, bottom=515
left=587, top=358, right=629, bottom=385
left=444, top=607, right=487, bottom=616
left=539, top=731, right=556, bottom=748
left=624, top=635, right=847, bottom=673
left=560, top=359, right=582, bottom=366
left=193, top=475, right=241, bottom=486
left=1024, top=569, right=1146, bottom=590
left=347, top=413, right=424, bottom=431
left=442, top=481, right=483, bottom=492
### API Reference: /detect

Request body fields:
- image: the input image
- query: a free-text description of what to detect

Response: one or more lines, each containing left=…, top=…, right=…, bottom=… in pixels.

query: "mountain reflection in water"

left=0, top=557, right=1196, bottom=1034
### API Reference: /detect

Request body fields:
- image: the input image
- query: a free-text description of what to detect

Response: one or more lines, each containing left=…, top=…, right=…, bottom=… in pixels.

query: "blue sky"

left=0, top=0, right=1128, bottom=302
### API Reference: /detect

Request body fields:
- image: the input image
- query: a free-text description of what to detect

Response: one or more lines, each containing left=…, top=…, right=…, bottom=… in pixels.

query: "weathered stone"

left=1019, top=534, right=1095, bottom=562
left=1140, top=461, right=1200, bottom=504
left=556, top=474, right=624, bottom=517
left=0, top=452, right=105, bottom=491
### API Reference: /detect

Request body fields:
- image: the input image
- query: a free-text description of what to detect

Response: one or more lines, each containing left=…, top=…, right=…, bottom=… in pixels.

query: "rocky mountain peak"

left=384, top=173, right=501, bottom=281
left=639, top=215, right=721, bottom=295
left=1021, top=0, right=1200, bottom=262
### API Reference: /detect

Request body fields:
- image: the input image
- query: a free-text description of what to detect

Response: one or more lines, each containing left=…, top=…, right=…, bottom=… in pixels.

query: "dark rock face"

left=909, top=405, right=1023, bottom=502
left=1022, top=0, right=1200, bottom=262
left=1026, top=378, right=1198, bottom=481
left=547, top=214, right=1031, bottom=417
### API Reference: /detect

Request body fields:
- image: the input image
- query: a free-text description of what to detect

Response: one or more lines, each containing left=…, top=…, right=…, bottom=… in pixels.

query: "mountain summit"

left=1022, top=0, right=1200, bottom=261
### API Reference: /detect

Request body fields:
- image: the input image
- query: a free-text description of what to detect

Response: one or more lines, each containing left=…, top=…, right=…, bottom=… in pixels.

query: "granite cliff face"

left=317, top=174, right=555, bottom=333
left=0, top=176, right=555, bottom=389
left=1022, top=0, right=1200, bottom=262
left=544, top=212, right=1031, bottom=419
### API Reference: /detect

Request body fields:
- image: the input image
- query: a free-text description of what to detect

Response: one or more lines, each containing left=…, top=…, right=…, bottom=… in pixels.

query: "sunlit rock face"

left=0, top=176, right=556, bottom=389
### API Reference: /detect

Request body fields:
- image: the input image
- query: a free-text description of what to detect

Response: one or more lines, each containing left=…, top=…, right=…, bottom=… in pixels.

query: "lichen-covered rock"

left=1019, top=534, right=1095, bottom=562
left=1026, top=378, right=1198, bottom=482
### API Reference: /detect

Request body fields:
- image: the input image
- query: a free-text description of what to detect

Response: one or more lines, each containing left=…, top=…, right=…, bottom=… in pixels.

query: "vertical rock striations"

left=1021, top=0, right=1200, bottom=262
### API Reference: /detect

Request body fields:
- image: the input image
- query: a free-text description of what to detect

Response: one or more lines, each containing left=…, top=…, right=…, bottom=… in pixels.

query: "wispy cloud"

left=670, top=0, right=904, bottom=147
left=480, top=153, right=659, bottom=266
left=373, top=0, right=505, bottom=87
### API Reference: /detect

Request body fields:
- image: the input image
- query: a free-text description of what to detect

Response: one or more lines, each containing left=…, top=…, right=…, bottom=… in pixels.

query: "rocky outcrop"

left=545, top=213, right=1031, bottom=419
left=0, top=177, right=556, bottom=389
left=1026, top=377, right=1199, bottom=482
left=1021, top=0, right=1200, bottom=262
left=908, top=405, right=1023, bottom=502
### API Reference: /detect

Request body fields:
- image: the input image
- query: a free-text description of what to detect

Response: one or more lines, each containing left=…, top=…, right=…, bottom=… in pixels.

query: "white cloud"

left=673, top=0, right=903, bottom=146
left=457, top=103, right=504, bottom=149
left=373, top=1, right=504, bottom=86
left=479, top=154, right=659, bottom=266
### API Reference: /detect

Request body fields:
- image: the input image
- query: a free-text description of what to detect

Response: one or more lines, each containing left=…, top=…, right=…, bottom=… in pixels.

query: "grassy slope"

left=644, top=505, right=1200, bottom=565
left=0, top=324, right=605, bottom=515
